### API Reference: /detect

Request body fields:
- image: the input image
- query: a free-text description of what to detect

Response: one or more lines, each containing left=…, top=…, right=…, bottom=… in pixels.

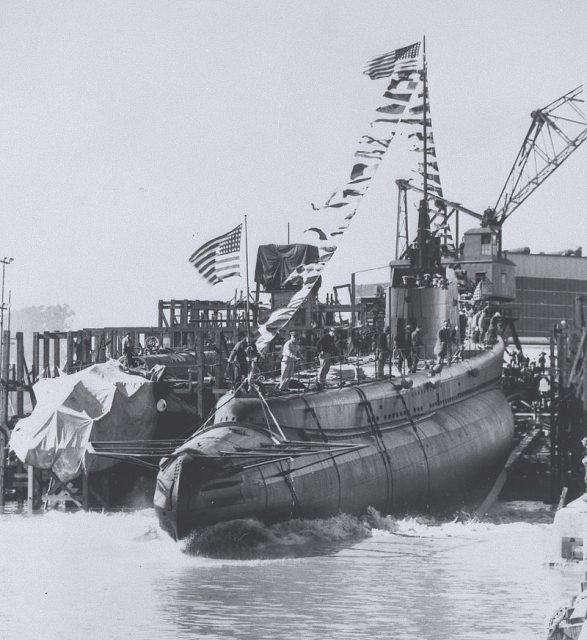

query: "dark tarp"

left=255, top=244, right=319, bottom=291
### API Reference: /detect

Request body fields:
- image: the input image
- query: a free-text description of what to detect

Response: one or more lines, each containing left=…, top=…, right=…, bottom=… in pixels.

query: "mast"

left=416, top=36, right=429, bottom=273
left=244, top=215, right=251, bottom=341
left=422, top=35, right=428, bottom=201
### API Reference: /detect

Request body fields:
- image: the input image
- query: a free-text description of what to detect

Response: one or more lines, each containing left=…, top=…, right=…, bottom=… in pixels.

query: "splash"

left=182, top=512, right=371, bottom=559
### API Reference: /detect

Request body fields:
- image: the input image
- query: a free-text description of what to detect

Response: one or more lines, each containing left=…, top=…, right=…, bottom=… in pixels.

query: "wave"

left=0, top=500, right=554, bottom=564
left=181, top=502, right=553, bottom=559
left=182, top=512, right=372, bottom=559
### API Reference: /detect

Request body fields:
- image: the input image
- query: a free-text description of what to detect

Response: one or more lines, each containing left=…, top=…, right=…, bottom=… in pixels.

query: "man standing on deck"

left=436, top=319, right=455, bottom=365
left=316, top=328, right=337, bottom=388
left=228, top=332, right=248, bottom=386
left=395, top=324, right=413, bottom=374
left=375, top=326, right=390, bottom=379
left=411, top=324, right=424, bottom=372
left=121, top=332, right=135, bottom=368
left=279, top=331, right=301, bottom=391
left=245, top=340, right=259, bottom=390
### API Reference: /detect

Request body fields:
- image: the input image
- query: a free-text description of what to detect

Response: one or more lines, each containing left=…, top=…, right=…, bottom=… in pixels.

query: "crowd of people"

left=503, top=349, right=552, bottom=409
left=225, top=315, right=482, bottom=393
left=459, top=300, right=505, bottom=347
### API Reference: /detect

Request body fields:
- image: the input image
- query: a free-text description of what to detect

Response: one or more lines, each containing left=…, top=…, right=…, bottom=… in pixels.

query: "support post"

left=81, top=331, right=90, bottom=365
left=53, top=335, right=60, bottom=375
left=244, top=215, right=251, bottom=341
left=43, top=331, right=50, bottom=378
left=550, top=330, right=559, bottom=501
left=66, top=332, right=74, bottom=372
left=196, top=331, right=205, bottom=418
left=16, top=332, right=23, bottom=416
left=351, top=272, right=356, bottom=327
left=82, top=471, right=89, bottom=511
left=32, top=332, right=40, bottom=382
left=27, top=465, right=35, bottom=512
left=1, top=330, right=10, bottom=426
left=0, top=330, right=10, bottom=509
left=215, top=329, right=224, bottom=389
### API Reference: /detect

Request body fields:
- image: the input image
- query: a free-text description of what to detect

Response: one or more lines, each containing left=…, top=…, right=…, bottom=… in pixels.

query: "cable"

left=391, top=380, right=432, bottom=509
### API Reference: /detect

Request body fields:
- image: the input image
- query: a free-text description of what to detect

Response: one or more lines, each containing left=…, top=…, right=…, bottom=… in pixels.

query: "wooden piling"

left=196, top=331, right=205, bottom=417
left=27, top=465, right=36, bottom=512
left=66, top=331, right=74, bottom=372
left=43, top=331, right=50, bottom=378
left=53, top=334, right=61, bottom=375
left=214, top=329, right=224, bottom=389
left=81, top=331, right=90, bottom=365
left=16, top=332, right=24, bottom=416
left=32, top=332, right=40, bottom=382
left=0, top=330, right=10, bottom=508
left=82, top=471, right=89, bottom=511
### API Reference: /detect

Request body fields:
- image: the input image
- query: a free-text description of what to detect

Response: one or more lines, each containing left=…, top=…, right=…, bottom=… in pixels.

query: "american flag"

left=189, top=223, right=242, bottom=285
left=364, top=42, right=421, bottom=80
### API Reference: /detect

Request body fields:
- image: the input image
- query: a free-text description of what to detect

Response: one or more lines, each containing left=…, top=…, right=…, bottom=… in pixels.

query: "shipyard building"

left=506, top=248, right=587, bottom=339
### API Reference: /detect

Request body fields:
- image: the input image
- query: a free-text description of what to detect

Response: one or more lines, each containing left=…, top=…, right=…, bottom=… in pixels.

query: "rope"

left=253, top=385, right=286, bottom=441
left=299, top=395, right=343, bottom=512
left=354, top=387, right=394, bottom=513
left=279, top=458, right=301, bottom=517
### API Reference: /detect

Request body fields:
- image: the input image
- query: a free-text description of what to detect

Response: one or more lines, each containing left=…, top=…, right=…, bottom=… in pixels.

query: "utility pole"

left=0, top=257, right=12, bottom=510
left=0, top=257, right=14, bottom=368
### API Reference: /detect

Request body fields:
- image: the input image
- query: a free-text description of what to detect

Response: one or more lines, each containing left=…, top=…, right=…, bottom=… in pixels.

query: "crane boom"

left=395, top=85, right=586, bottom=260
left=494, top=85, right=586, bottom=225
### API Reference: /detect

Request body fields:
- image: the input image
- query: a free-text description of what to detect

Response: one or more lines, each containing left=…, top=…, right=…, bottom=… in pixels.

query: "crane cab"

left=456, top=227, right=516, bottom=301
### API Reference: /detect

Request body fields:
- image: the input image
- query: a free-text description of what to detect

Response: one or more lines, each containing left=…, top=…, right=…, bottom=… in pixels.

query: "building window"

left=501, top=273, right=507, bottom=285
left=475, top=272, right=487, bottom=283
left=481, top=234, right=492, bottom=255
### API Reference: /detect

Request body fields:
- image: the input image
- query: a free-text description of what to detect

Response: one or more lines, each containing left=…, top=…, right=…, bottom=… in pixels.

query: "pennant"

left=256, top=41, right=424, bottom=355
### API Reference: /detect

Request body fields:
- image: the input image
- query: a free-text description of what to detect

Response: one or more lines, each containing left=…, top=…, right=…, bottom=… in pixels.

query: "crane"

left=395, top=85, right=587, bottom=260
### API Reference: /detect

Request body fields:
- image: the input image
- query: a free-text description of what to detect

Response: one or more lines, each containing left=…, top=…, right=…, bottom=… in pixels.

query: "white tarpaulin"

left=10, top=361, right=157, bottom=482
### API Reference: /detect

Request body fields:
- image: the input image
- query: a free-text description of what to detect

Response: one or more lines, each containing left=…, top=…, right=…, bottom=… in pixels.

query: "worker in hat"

left=376, top=326, right=391, bottom=378
left=315, top=328, right=337, bottom=388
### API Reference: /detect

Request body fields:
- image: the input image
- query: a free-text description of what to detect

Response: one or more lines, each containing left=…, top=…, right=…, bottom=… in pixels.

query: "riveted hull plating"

left=155, top=341, right=513, bottom=540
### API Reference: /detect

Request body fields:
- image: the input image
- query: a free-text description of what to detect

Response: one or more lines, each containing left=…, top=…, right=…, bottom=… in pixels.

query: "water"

left=0, top=502, right=581, bottom=640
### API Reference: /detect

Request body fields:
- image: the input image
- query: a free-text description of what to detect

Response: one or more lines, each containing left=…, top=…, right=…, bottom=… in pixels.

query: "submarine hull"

left=155, top=341, right=514, bottom=540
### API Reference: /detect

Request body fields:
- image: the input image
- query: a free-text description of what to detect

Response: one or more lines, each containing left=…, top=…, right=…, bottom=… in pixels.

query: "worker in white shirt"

left=279, top=331, right=301, bottom=391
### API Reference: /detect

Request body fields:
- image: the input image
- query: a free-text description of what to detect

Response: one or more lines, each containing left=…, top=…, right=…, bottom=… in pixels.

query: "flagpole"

left=422, top=35, right=428, bottom=201
left=244, top=215, right=251, bottom=340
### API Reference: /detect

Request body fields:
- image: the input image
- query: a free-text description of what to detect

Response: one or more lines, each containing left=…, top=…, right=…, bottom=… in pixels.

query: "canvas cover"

left=10, top=361, right=157, bottom=482
left=255, top=244, right=319, bottom=291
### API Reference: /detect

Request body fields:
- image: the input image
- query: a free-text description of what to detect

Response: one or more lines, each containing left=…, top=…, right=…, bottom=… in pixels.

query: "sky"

left=1, top=0, right=586, bottom=329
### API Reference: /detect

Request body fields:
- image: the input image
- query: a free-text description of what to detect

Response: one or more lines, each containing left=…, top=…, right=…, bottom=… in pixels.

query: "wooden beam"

left=16, top=332, right=23, bottom=416
left=43, top=331, right=50, bottom=378
left=27, top=465, right=36, bottom=512
left=196, top=331, right=205, bottom=418
left=32, top=332, right=40, bottom=382
left=66, top=332, right=74, bottom=372
left=215, top=329, right=224, bottom=389
left=53, top=334, right=61, bottom=375
left=0, top=330, right=10, bottom=508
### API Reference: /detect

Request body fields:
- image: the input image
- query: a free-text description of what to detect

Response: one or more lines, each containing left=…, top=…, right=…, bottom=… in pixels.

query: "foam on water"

left=182, top=512, right=371, bottom=559
left=0, top=503, right=581, bottom=640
